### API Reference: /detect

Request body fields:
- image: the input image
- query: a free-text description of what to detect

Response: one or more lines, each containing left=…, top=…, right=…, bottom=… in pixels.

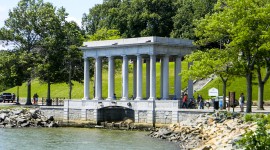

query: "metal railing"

left=16, top=97, right=65, bottom=106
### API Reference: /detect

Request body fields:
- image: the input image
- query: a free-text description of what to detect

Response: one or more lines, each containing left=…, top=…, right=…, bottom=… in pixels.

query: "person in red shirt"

left=182, top=94, right=188, bottom=108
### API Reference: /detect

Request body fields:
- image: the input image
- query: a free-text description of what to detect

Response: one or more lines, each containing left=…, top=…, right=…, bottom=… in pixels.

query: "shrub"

left=237, top=118, right=270, bottom=150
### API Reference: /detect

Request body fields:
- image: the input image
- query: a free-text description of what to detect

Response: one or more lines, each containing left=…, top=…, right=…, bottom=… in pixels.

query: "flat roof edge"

left=82, top=36, right=194, bottom=48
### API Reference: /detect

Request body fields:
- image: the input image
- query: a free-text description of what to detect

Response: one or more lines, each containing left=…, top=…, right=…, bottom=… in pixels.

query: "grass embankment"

left=4, top=62, right=189, bottom=99
left=3, top=61, right=270, bottom=100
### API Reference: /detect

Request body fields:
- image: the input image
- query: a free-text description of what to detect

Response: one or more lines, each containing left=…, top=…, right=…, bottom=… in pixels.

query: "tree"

left=171, top=0, right=217, bottom=39
left=87, top=28, right=121, bottom=41
left=256, top=49, right=270, bottom=110
left=0, top=50, right=26, bottom=103
left=182, top=49, right=238, bottom=109
left=82, top=0, right=176, bottom=38
left=0, top=0, right=49, bottom=105
left=194, top=0, right=270, bottom=113
left=127, top=0, right=176, bottom=37
left=62, top=21, right=86, bottom=99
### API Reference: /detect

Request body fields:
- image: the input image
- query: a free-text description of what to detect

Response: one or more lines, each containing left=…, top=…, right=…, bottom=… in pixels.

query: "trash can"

left=214, top=99, right=219, bottom=110
left=219, top=99, right=223, bottom=109
left=46, top=99, right=52, bottom=106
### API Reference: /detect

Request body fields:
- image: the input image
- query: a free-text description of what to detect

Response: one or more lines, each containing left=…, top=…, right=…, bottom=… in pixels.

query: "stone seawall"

left=38, top=105, right=217, bottom=132
left=148, top=112, right=257, bottom=149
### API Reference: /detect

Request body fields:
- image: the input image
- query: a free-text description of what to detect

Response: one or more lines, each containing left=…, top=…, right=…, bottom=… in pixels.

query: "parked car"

left=204, top=96, right=238, bottom=108
left=0, top=93, right=14, bottom=103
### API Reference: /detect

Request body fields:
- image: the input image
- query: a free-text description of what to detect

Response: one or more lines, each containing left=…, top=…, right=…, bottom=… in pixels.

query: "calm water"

left=0, top=128, right=179, bottom=150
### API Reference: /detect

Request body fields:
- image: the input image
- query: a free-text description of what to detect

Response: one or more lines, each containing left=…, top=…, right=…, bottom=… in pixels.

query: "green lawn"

left=3, top=61, right=270, bottom=101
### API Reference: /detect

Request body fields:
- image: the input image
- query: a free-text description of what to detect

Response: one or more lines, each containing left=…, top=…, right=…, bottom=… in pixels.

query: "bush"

left=237, top=118, right=270, bottom=150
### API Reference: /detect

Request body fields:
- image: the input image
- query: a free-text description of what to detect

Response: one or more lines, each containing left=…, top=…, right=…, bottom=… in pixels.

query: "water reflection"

left=0, top=128, right=179, bottom=150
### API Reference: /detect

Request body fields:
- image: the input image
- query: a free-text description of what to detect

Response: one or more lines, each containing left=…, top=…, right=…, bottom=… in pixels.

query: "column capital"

left=94, top=56, right=101, bottom=59
left=175, top=55, right=182, bottom=59
left=107, top=55, right=114, bottom=58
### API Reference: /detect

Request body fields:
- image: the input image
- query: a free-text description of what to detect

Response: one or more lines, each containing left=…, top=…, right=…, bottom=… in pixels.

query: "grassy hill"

left=3, top=61, right=270, bottom=101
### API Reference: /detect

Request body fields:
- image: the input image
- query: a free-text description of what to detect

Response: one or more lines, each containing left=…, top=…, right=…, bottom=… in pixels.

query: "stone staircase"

left=183, top=75, right=216, bottom=93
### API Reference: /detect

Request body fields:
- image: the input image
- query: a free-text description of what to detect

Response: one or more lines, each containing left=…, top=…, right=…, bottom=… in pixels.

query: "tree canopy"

left=193, top=0, right=270, bottom=112
left=82, top=0, right=217, bottom=39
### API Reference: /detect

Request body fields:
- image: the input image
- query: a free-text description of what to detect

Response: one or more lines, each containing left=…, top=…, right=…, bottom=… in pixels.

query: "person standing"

left=33, top=93, right=39, bottom=105
left=182, top=94, right=188, bottom=108
left=197, top=94, right=204, bottom=109
left=239, top=93, right=245, bottom=112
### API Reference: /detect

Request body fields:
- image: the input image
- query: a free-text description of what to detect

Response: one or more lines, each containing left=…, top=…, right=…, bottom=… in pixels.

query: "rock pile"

left=99, top=118, right=135, bottom=130
left=148, top=112, right=257, bottom=150
left=0, top=109, right=59, bottom=128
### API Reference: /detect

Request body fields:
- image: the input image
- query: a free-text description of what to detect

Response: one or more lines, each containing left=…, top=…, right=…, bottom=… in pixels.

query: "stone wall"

left=40, top=106, right=63, bottom=121
left=155, top=111, right=172, bottom=124
left=86, top=109, right=95, bottom=121
left=39, top=100, right=215, bottom=125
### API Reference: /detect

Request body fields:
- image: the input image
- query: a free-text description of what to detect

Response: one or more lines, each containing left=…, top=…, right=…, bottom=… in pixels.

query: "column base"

left=93, top=97, right=102, bottom=100
left=121, top=97, right=129, bottom=101
left=135, top=97, right=143, bottom=101
left=148, top=97, right=155, bottom=101
left=82, top=97, right=90, bottom=100
left=106, top=97, right=113, bottom=100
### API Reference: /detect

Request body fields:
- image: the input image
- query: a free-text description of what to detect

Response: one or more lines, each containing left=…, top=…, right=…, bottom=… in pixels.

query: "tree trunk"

left=47, top=78, right=51, bottom=105
left=256, top=67, right=264, bottom=110
left=69, top=62, right=72, bottom=99
left=25, top=80, right=32, bottom=105
left=221, top=77, right=228, bottom=109
left=246, top=72, right=253, bottom=113
left=222, top=80, right=227, bottom=109
left=16, top=86, right=20, bottom=104
left=257, top=82, right=264, bottom=110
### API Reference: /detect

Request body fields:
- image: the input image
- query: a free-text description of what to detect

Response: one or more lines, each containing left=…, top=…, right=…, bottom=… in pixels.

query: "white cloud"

left=66, top=16, right=81, bottom=27
left=0, top=5, right=8, bottom=27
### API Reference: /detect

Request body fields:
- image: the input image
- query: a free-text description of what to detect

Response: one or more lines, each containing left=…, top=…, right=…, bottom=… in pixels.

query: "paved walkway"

left=1, top=102, right=270, bottom=114
left=202, top=105, right=270, bottom=113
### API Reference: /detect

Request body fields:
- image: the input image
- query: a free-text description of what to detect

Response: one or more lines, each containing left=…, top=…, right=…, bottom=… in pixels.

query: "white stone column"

left=121, top=55, right=129, bottom=100
left=133, top=60, right=137, bottom=99
left=188, top=62, right=194, bottom=99
left=136, top=55, right=143, bottom=100
left=83, top=58, right=90, bottom=100
left=174, top=56, right=182, bottom=99
left=160, top=58, right=163, bottom=99
left=107, top=56, right=114, bottom=100
left=148, top=55, right=156, bottom=101
left=146, top=59, right=150, bottom=98
left=162, top=55, right=169, bottom=100
left=94, top=57, right=102, bottom=100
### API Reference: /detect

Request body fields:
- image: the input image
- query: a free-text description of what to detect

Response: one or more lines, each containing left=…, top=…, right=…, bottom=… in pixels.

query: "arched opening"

left=97, top=106, right=134, bottom=125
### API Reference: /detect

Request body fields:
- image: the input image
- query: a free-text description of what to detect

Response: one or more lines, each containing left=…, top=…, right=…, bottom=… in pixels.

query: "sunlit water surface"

left=0, top=128, right=179, bottom=150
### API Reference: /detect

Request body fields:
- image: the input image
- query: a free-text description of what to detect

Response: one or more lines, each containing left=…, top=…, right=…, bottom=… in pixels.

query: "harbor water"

left=0, top=128, right=179, bottom=150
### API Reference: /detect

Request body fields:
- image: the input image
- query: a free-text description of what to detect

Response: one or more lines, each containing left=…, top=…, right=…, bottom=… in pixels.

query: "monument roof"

left=80, top=36, right=195, bottom=58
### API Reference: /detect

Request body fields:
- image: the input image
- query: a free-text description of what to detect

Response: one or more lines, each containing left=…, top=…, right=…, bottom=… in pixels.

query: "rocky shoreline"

left=148, top=112, right=257, bottom=150
left=0, top=108, right=258, bottom=149
left=0, top=108, right=59, bottom=128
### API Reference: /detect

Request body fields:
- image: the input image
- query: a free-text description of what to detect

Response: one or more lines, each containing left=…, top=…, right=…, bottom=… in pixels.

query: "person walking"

left=239, top=93, right=245, bottom=112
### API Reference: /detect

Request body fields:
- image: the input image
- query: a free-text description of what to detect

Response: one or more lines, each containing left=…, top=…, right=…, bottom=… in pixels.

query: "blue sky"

left=0, top=0, right=103, bottom=27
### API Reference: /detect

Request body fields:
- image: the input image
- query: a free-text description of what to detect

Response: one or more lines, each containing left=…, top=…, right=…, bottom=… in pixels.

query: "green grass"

left=3, top=61, right=270, bottom=101
left=197, top=75, right=270, bottom=101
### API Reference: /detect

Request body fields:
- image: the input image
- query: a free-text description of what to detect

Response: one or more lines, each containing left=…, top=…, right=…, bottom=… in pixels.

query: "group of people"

left=181, top=92, right=245, bottom=112
left=181, top=93, right=204, bottom=109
